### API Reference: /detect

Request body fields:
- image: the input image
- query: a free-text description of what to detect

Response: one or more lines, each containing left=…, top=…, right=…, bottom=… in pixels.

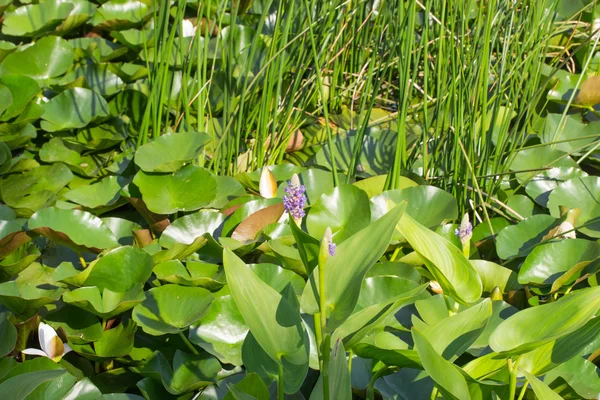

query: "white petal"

left=62, top=343, right=73, bottom=356
left=22, top=348, right=49, bottom=357
left=259, top=168, right=277, bottom=199
left=38, top=322, right=59, bottom=356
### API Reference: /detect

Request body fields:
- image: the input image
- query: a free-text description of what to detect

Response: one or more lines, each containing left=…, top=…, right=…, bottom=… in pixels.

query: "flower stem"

left=321, top=334, right=331, bottom=400
left=178, top=331, right=199, bottom=355
left=314, top=313, right=323, bottom=368
left=517, top=380, right=528, bottom=400
left=278, top=363, right=285, bottom=400
left=508, top=358, right=520, bottom=400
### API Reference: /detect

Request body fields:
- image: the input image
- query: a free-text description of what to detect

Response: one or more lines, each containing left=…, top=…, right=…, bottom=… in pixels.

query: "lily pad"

left=159, top=210, right=224, bottom=248
left=62, top=176, right=127, bottom=209
left=133, top=165, right=218, bottom=214
left=0, top=36, right=74, bottom=82
left=134, top=132, right=210, bottom=173
left=41, top=88, right=109, bottom=132
left=547, top=176, right=600, bottom=238
left=63, top=285, right=145, bottom=319
left=28, top=207, right=119, bottom=252
left=132, top=284, right=214, bottom=335
left=495, top=214, right=558, bottom=260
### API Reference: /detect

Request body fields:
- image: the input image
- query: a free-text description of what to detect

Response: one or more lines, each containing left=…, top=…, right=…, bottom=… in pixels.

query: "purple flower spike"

left=284, top=174, right=307, bottom=221
left=454, top=213, right=473, bottom=244
left=328, top=241, right=336, bottom=256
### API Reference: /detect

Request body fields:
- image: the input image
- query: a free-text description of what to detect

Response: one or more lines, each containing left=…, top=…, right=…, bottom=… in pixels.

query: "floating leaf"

left=0, top=37, right=74, bottom=82
left=495, top=214, right=558, bottom=260
left=132, top=284, right=214, bottom=336
left=548, top=176, right=600, bottom=238
left=62, top=176, right=127, bottom=209
left=41, top=88, right=109, bottom=132
left=63, top=285, right=145, bottom=319
left=28, top=207, right=119, bottom=252
left=134, top=132, right=210, bottom=172
left=133, top=165, right=218, bottom=214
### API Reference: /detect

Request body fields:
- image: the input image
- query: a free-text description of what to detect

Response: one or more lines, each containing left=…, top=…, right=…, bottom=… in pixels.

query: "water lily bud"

left=283, top=174, right=307, bottom=224
left=259, top=167, right=277, bottom=199
left=22, top=322, right=72, bottom=362
left=429, top=280, right=443, bottom=294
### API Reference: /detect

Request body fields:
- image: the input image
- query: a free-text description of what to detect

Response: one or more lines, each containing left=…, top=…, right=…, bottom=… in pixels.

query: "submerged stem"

left=178, top=332, right=199, bottom=355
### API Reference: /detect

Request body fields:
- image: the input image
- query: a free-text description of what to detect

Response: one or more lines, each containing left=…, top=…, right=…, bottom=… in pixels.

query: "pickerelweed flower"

left=22, top=322, right=72, bottom=362
left=283, top=174, right=307, bottom=222
left=454, top=213, right=473, bottom=245
left=328, top=241, right=336, bottom=256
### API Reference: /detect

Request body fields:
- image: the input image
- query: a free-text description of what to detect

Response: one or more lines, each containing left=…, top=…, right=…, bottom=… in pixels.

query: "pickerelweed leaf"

left=489, top=286, right=600, bottom=355
left=0, top=369, right=68, bottom=400
left=300, top=202, right=406, bottom=331
left=309, top=340, right=352, bottom=400
left=412, top=328, right=471, bottom=400
left=520, top=369, right=563, bottom=400
left=396, top=212, right=482, bottom=304
left=28, top=207, right=119, bottom=252
left=132, top=284, right=214, bottom=336
left=41, top=88, right=109, bottom=132
left=543, top=354, right=600, bottom=399
left=0, top=36, right=74, bottom=82
left=134, top=132, right=210, bottom=172
left=224, top=248, right=309, bottom=394
left=133, top=165, right=218, bottom=214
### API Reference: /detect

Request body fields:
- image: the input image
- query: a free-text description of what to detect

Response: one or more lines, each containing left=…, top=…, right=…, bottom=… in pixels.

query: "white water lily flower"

left=557, top=221, right=577, bottom=239
left=259, top=167, right=277, bottom=199
left=181, top=20, right=197, bottom=37
left=22, top=322, right=72, bottom=362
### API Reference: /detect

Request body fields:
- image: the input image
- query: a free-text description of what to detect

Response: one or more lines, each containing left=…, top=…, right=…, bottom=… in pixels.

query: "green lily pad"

left=0, top=75, right=40, bottom=122
left=188, top=286, right=248, bottom=366
left=133, top=165, right=218, bottom=214
left=94, top=319, right=137, bottom=358
left=153, top=260, right=225, bottom=290
left=91, top=0, right=150, bottom=30
left=547, top=176, right=600, bottom=238
left=2, top=1, right=73, bottom=37
left=132, top=284, right=214, bottom=336
left=518, top=239, right=600, bottom=287
left=68, top=61, right=125, bottom=97
left=159, top=210, right=224, bottom=249
left=45, top=304, right=102, bottom=344
left=306, top=185, right=370, bottom=243
left=28, top=207, right=119, bottom=252
left=39, top=138, right=108, bottom=177
left=0, top=311, right=16, bottom=357
left=0, top=36, right=74, bottom=82
left=62, top=176, right=127, bottom=209
left=134, top=132, right=210, bottom=172
left=495, top=214, right=558, bottom=260
left=1, top=163, right=73, bottom=216
left=84, top=246, right=153, bottom=292
left=132, top=350, right=220, bottom=395
left=63, top=285, right=145, bottom=319
left=41, top=88, right=109, bottom=132
left=0, top=263, right=64, bottom=315
left=524, top=166, right=587, bottom=208
left=542, top=114, right=600, bottom=155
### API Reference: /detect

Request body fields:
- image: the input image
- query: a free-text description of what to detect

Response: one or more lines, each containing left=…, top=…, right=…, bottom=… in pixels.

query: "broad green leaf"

left=132, top=350, right=220, bottom=395
left=83, top=246, right=153, bottom=292
left=223, top=373, right=269, bottom=400
left=397, top=212, right=482, bottom=304
left=189, top=287, right=248, bottom=366
left=415, top=299, right=492, bottom=361
left=28, top=207, right=119, bottom=251
left=0, top=37, right=74, bottom=82
left=518, top=239, right=600, bottom=287
left=153, top=260, right=225, bottom=290
left=543, top=113, right=600, bottom=155
left=62, top=176, right=127, bottom=209
left=520, top=369, right=562, bottom=400
left=353, top=331, right=422, bottom=369
left=309, top=340, right=352, bottom=400
left=63, top=285, right=145, bottom=319
left=94, top=319, right=136, bottom=358
left=160, top=210, right=224, bottom=249
left=41, top=88, right=109, bottom=132
left=544, top=355, right=600, bottom=399
left=0, top=75, right=39, bottom=121
left=223, top=249, right=309, bottom=393
left=133, top=165, right=217, bottom=214
left=370, top=186, right=458, bottom=229
left=2, top=1, right=73, bottom=37
left=300, top=202, right=406, bottom=330
left=45, top=305, right=102, bottom=344
left=495, top=214, right=558, bottom=260
left=548, top=176, right=600, bottom=238
left=91, top=1, right=150, bottom=30
left=0, top=311, right=16, bottom=357
left=0, top=263, right=64, bottom=314
left=470, top=260, right=520, bottom=295
left=132, top=284, right=214, bottom=335
left=489, top=286, right=600, bottom=355
left=134, top=132, right=210, bottom=172
left=519, top=316, right=600, bottom=375
left=306, top=185, right=370, bottom=242
left=0, top=369, right=67, bottom=400
left=412, top=328, right=470, bottom=400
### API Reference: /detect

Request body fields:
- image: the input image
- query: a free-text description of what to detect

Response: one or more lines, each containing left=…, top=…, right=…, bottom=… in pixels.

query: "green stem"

left=517, top=380, right=528, bottom=400
left=178, top=332, right=199, bottom=355
left=429, top=386, right=439, bottom=400
left=366, top=366, right=390, bottom=400
left=278, top=363, right=285, bottom=400
left=314, top=313, right=323, bottom=368
left=508, top=358, right=520, bottom=400
left=321, top=334, right=331, bottom=400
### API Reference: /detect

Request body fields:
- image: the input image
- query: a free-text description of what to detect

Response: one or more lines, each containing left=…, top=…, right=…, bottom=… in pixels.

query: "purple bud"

left=283, top=175, right=307, bottom=221
left=328, top=241, right=336, bottom=256
left=454, top=214, right=473, bottom=244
